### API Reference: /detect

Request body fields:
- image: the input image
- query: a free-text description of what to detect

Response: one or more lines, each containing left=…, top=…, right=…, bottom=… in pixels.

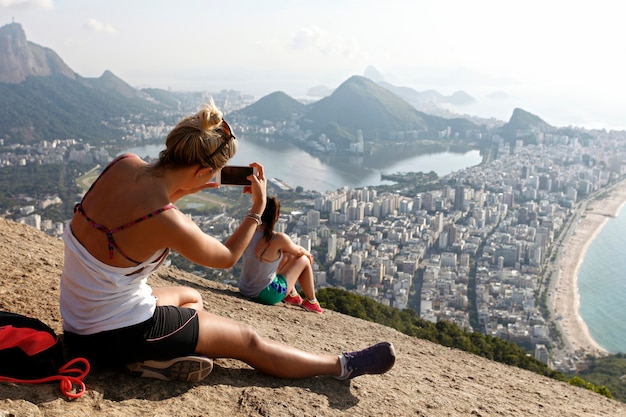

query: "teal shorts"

left=253, top=274, right=288, bottom=305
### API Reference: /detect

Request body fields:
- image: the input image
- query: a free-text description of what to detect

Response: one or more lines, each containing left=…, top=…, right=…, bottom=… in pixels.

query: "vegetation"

left=380, top=170, right=439, bottom=185
left=575, top=354, right=626, bottom=402
left=568, top=377, right=613, bottom=399
left=0, top=75, right=177, bottom=145
left=235, top=91, right=305, bottom=122
left=0, top=162, right=87, bottom=221
left=0, top=76, right=126, bottom=144
left=301, top=75, right=431, bottom=144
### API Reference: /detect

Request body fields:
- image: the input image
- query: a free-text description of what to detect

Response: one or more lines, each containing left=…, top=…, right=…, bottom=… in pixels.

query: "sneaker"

left=302, top=298, right=324, bottom=314
left=283, top=292, right=304, bottom=306
left=126, top=355, right=213, bottom=382
left=336, top=342, right=396, bottom=380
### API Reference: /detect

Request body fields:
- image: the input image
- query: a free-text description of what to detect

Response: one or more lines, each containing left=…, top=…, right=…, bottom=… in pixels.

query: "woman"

left=60, top=100, right=395, bottom=382
left=239, top=196, right=323, bottom=313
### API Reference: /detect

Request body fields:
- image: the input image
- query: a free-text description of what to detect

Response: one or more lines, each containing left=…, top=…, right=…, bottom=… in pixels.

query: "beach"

left=551, top=177, right=626, bottom=356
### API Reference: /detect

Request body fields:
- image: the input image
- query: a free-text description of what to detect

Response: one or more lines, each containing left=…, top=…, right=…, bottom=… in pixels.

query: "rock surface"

left=0, top=23, right=75, bottom=84
left=0, top=218, right=624, bottom=417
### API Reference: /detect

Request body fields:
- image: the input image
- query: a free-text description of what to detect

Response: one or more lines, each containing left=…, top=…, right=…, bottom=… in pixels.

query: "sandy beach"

left=551, top=177, right=626, bottom=356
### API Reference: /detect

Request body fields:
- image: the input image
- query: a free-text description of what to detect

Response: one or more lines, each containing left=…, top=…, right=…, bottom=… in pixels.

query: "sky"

left=2, top=0, right=625, bottom=130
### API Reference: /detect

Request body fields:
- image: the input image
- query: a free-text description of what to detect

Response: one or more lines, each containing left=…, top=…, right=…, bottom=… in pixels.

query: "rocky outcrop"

left=1, top=217, right=626, bottom=416
left=0, top=22, right=76, bottom=83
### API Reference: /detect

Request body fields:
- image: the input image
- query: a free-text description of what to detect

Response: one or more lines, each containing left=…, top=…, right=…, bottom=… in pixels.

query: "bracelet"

left=245, top=213, right=262, bottom=225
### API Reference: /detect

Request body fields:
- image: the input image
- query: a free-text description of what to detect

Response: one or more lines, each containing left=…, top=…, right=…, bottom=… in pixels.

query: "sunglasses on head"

left=205, top=119, right=236, bottom=163
left=220, top=119, right=236, bottom=141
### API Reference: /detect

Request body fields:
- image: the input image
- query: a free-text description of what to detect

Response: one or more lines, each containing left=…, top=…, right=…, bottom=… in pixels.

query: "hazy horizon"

left=3, top=0, right=624, bottom=131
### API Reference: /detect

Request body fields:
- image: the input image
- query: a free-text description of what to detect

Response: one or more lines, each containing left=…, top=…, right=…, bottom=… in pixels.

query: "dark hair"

left=261, top=196, right=280, bottom=241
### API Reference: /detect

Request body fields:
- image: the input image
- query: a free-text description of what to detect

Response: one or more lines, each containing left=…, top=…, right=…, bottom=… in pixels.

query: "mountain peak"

left=0, top=21, right=75, bottom=83
left=498, top=107, right=555, bottom=141
left=0, top=21, right=26, bottom=40
left=363, top=65, right=385, bottom=83
left=234, top=90, right=305, bottom=122
left=90, top=69, right=138, bottom=98
left=302, top=75, right=430, bottom=144
left=508, top=107, right=553, bottom=131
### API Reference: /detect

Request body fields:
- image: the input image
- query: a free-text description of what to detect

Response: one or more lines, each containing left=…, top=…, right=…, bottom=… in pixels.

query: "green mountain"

left=0, top=73, right=175, bottom=145
left=233, top=75, right=480, bottom=149
left=234, top=91, right=305, bottom=122
left=302, top=75, right=430, bottom=143
left=234, top=75, right=480, bottom=149
left=0, top=23, right=181, bottom=145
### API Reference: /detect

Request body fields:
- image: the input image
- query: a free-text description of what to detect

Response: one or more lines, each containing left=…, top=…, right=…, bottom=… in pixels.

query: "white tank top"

left=60, top=226, right=160, bottom=334
left=238, top=230, right=283, bottom=298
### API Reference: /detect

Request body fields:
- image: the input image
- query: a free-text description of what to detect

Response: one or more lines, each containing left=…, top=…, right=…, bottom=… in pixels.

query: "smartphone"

left=216, top=165, right=257, bottom=186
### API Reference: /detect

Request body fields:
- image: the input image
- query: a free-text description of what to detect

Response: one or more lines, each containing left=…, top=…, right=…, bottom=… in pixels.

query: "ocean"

left=578, top=204, right=626, bottom=354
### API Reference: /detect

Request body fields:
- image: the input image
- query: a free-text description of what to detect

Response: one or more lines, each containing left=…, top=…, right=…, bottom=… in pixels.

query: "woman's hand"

left=299, top=248, right=314, bottom=265
left=243, top=162, right=266, bottom=214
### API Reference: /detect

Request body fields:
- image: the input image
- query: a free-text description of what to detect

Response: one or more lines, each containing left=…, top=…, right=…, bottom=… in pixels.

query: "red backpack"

left=0, top=311, right=89, bottom=399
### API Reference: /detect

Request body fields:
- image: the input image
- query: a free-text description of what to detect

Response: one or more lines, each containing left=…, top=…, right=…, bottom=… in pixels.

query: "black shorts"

left=64, top=305, right=199, bottom=367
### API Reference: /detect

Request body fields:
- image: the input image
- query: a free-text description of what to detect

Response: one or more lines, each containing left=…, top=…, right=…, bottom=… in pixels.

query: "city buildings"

left=3, top=113, right=626, bottom=373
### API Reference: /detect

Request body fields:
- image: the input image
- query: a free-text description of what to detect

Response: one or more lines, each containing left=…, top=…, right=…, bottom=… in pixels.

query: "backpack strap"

left=0, top=312, right=91, bottom=399
left=0, top=357, right=90, bottom=399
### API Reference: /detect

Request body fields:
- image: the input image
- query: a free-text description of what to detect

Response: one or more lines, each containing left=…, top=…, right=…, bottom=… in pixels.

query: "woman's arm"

left=160, top=211, right=259, bottom=268
left=275, top=233, right=314, bottom=265
left=163, top=163, right=267, bottom=268
left=169, top=182, right=219, bottom=203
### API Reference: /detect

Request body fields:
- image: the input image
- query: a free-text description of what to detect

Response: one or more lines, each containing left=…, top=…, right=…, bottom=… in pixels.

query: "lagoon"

left=124, top=137, right=482, bottom=193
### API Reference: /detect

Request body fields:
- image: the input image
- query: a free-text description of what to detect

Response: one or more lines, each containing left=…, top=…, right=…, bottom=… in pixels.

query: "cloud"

left=84, top=18, right=117, bottom=34
left=0, top=0, right=53, bottom=9
left=290, top=26, right=364, bottom=59
left=290, top=26, right=325, bottom=51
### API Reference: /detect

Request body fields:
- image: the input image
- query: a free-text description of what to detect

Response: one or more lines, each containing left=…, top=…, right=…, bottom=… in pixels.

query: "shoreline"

left=551, top=177, right=626, bottom=357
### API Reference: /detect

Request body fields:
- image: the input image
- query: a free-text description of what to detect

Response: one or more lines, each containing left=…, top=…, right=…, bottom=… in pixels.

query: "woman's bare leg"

left=277, top=253, right=291, bottom=274
left=152, top=286, right=203, bottom=310
left=277, top=253, right=298, bottom=295
left=195, top=310, right=341, bottom=378
left=278, top=255, right=317, bottom=301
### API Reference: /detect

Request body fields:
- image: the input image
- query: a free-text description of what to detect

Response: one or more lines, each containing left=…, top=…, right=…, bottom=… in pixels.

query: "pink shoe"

left=302, top=299, right=323, bottom=314
left=283, top=292, right=303, bottom=306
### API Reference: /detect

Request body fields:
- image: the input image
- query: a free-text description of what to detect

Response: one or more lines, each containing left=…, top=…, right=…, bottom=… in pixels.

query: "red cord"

left=0, top=357, right=90, bottom=399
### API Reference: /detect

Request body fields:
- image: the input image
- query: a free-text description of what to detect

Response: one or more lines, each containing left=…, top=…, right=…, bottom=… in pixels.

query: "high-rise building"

left=454, top=186, right=465, bottom=211
left=351, top=253, right=363, bottom=272
left=534, top=344, right=550, bottom=365
left=306, top=209, right=320, bottom=227
left=327, top=233, right=337, bottom=261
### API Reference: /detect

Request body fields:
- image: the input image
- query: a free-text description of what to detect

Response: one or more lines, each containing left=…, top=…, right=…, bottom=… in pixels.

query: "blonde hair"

left=150, top=99, right=237, bottom=172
